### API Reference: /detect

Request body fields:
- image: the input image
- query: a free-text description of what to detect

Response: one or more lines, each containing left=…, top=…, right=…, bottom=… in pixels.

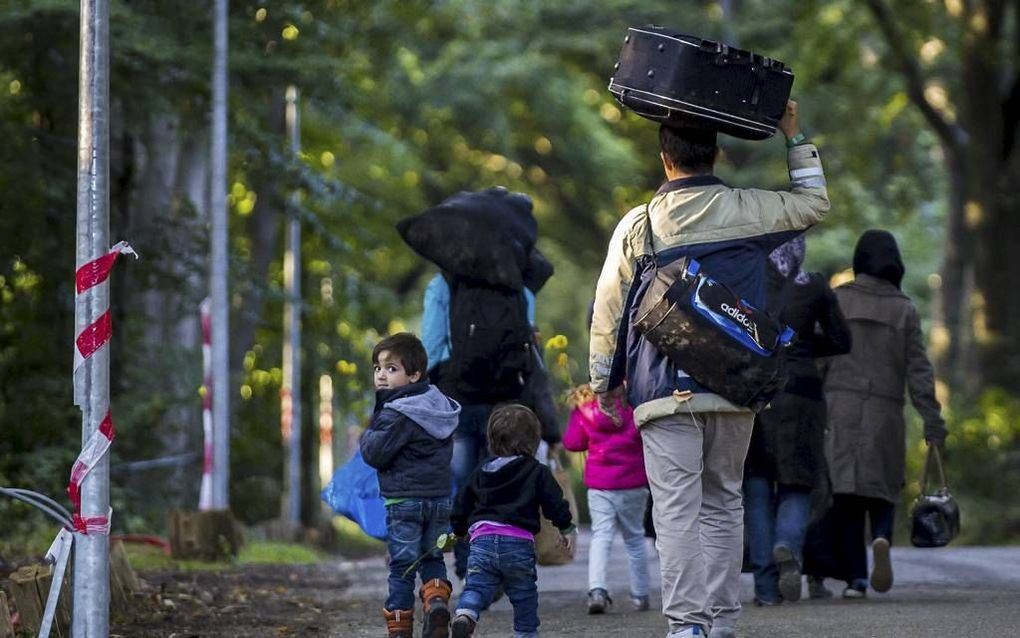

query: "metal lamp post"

left=73, top=0, right=111, bottom=634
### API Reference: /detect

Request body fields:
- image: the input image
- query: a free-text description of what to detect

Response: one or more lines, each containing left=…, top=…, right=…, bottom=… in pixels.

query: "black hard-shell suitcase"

left=608, top=26, right=794, bottom=140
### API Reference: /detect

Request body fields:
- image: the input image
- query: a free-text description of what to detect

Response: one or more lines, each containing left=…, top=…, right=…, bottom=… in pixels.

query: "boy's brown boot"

left=383, top=608, right=414, bottom=638
left=419, top=578, right=453, bottom=638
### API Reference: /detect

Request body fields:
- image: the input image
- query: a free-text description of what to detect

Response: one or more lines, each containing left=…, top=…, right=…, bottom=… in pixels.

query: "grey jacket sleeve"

left=589, top=206, right=644, bottom=393
left=359, top=410, right=414, bottom=471
left=905, top=306, right=947, bottom=444
left=740, top=143, right=830, bottom=236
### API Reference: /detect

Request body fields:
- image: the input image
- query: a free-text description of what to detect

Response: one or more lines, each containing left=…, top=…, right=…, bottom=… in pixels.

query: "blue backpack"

left=321, top=450, right=388, bottom=541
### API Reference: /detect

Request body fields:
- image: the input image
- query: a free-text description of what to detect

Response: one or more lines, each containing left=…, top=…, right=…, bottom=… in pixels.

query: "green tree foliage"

left=1, top=0, right=1016, bottom=543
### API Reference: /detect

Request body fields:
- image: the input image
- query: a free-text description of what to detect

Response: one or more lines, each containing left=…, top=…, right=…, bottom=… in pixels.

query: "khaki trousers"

left=641, top=411, right=754, bottom=634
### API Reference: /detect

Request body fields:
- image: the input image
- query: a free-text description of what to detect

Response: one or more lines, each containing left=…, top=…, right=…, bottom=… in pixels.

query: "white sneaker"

left=870, top=537, right=893, bottom=593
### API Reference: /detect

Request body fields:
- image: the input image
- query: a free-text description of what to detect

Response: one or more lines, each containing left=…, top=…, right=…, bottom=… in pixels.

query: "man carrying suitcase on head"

left=589, top=101, right=830, bottom=638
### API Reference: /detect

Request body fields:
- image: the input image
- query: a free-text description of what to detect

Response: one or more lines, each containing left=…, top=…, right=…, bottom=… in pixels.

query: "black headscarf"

left=853, top=229, right=905, bottom=289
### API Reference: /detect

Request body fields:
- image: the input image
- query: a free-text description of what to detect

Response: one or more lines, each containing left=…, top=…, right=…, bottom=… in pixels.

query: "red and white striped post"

left=71, top=238, right=136, bottom=638
left=72, top=243, right=137, bottom=524
left=199, top=298, right=214, bottom=511
left=281, top=85, right=302, bottom=524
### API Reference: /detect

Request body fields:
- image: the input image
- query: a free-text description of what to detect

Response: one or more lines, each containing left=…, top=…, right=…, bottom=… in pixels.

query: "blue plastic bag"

left=321, top=450, right=388, bottom=541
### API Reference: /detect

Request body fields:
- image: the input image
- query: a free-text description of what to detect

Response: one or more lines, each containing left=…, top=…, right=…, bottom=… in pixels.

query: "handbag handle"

left=920, top=444, right=949, bottom=494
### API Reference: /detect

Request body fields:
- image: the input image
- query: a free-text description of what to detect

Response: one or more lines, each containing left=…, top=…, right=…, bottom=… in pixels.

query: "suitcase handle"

left=698, top=39, right=787, bottom=72
left=699, top=38, right=733, bottom=66
left=699, top=39, right=722, bottom=53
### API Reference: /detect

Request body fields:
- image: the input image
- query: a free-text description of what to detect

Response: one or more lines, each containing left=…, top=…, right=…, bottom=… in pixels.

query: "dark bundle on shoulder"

left=397, top=187, right=555, bottom=405
left=397, top=187, right=539, bottom=291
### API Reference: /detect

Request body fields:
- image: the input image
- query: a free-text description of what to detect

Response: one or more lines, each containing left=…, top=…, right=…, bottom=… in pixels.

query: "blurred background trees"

left=1, top=0, right=1017, bottom=547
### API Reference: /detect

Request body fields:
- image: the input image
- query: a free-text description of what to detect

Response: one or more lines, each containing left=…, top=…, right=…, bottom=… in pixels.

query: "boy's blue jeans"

left=385, top=497, right=452, bottom=610
left=456, top=535, right=539, bottom=638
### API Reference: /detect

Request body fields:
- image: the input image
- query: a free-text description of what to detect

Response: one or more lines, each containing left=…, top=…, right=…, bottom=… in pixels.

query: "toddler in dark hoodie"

left=450, top=404, right=576, bottom=638
left=360, top=333, right=461, bottom=638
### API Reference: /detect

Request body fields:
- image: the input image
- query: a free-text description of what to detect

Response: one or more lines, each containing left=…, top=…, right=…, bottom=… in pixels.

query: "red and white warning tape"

left=68, top=240, right=136, bottom=535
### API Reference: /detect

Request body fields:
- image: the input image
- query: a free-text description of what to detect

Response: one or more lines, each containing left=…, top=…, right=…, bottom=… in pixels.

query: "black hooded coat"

left=744, top=264, right=852, bottom=488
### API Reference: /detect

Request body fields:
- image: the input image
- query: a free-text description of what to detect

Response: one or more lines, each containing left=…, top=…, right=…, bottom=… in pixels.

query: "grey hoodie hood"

left=385, top=384, right=461, bottom=439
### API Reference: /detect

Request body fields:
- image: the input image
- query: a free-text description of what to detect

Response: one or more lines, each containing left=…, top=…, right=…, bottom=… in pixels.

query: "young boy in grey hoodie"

left=360, top=333, right=461, bottom=638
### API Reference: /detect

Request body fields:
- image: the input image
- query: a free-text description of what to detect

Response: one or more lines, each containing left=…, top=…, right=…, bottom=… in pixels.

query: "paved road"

left=330, top=531, right=1020, bottom=637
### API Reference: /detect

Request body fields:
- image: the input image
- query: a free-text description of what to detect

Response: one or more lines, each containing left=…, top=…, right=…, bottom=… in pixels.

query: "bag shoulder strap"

left=643, top=200, right=798, bottom=324
left=646, top=201, right=796, bottom=314
left=641, top=202, right=684, bottom=271
left=641, top=203, right=657, bottom=262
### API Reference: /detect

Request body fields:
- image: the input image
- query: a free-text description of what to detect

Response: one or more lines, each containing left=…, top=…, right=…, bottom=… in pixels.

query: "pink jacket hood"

left=562, top=400, right=646, bottom=490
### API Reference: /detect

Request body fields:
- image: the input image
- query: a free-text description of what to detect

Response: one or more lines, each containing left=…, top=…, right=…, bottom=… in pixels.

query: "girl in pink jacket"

left=562, top=384, right=650, bottom=614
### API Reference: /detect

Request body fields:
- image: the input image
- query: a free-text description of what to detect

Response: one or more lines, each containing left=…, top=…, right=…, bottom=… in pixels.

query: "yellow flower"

left=336, top=360, right=358, bottom=376
left=545, top=334, right=569, bottom=350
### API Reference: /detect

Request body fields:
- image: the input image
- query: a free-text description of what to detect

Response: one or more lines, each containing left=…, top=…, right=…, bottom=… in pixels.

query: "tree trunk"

left=114, top=111, right=210, bottom=509
left=961, top=11, right=1020, bottom=393
left=230, top=91, right=285, bottom=373
left=172, top=126, right=211, bottom=504
left=974, top=142, right=1020, bottom=390
left=931, top=149, right=973, bottom=393
left=866, top=0, right=1020, bottom=396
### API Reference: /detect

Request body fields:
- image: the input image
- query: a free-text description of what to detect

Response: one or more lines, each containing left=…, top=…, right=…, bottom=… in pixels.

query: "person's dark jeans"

left=456, top=535, right=539, bottom=637
left=744, top=477, right=812, bottom=603
left=384, top=497, right=452, bottom=610
left=450, top=403, right=493, bottom=579
left=831, top=493, right=895, bottom=584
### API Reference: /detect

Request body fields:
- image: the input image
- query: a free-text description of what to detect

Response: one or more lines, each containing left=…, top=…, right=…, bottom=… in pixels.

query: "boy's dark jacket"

left=451, top=455, right=573, bottom=536
left=360, top=382, right=460, bottom=498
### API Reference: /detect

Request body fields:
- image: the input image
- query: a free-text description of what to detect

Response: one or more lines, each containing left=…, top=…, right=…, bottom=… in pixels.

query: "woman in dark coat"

left=816, top=230, right=947, bottom=599
left=743, top=236, right=852, bottom=605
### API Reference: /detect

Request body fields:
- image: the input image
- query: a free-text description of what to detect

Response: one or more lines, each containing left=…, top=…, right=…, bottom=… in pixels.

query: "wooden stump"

left=168, top=509, right=241, bottom=561
left=5, top=564, right=70, bottom=637
left=3, top=542, right=139, bottom=635
left=0, top=591, right=14, bottom=638
left=6, top=566, right=43, bottom=635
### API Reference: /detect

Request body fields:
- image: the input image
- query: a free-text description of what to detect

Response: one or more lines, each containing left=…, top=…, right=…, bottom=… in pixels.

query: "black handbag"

left=910, top=445, right=960, bottom=548
left=633, top=210, right=795, bottom=412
